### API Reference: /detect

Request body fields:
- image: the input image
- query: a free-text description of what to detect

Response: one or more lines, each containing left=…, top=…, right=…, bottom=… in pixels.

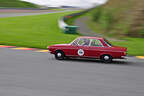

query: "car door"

left=76, top=38, right=90, bottom=57
left=87, top=39, right=104, bottom=58
left=64, top=38, right=80, bottom=56
left=66, top=44, right=79, bottom=56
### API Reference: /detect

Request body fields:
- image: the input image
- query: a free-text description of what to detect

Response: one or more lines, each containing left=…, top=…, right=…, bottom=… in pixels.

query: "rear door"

left=87, top=39, right=105, bottom=58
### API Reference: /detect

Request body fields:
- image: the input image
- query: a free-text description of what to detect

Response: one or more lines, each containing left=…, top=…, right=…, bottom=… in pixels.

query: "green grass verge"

left=0, top=11, right=80, bottom=49
left=111, top=38, right=144, bottom=56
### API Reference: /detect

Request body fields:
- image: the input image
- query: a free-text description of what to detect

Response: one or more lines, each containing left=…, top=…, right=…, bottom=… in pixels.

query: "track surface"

left=0, top=48, right=144, bottom=96
left=0, top=9, right=71, bottom=18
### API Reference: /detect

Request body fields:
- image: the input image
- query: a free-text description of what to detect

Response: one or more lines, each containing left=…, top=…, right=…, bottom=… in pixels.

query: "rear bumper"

left=121, top=56, right=127, bottom=59
left=114, top=56, right=127, bottom=59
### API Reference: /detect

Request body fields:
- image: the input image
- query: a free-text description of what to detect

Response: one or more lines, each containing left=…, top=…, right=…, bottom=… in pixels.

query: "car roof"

left=78, top=36, right=104, bottom=40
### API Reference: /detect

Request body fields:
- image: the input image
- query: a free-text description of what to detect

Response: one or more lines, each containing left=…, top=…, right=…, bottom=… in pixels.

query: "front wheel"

left=100, top=55, right=113, bottom=63
left=54, top=51, right=65, bottom=60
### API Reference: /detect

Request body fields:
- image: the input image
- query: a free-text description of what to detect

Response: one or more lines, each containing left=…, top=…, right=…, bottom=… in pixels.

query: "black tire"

left=54, top=50, right=65, bottom=60
left=100, top=55, right=113, bottom=63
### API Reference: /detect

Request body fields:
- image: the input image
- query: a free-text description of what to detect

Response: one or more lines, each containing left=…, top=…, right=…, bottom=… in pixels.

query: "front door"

left=87, top=39, right=104, bottom=58
left=76, top=38, right=91, bottom=57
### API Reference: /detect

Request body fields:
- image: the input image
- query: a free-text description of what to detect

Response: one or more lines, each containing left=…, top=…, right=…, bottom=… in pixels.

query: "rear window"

left=104, top=39, right=112, bottom=47
left=90, top=39, right=103, bottom=47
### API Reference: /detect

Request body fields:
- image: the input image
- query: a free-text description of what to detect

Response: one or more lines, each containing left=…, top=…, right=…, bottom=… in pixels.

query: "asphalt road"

left=0, top=9, right=72, bottom=18
left=0, top=48, right=144, bottom=96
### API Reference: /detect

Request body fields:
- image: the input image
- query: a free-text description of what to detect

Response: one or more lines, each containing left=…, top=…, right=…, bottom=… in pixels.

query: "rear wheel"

left=54, top=51, right=65, bottom=60
left=100, top=55, right=113, bottom=63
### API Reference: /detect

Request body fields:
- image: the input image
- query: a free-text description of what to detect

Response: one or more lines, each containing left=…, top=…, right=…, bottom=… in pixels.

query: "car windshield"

left=70, top=39, right=79, bottom=46
left=104, top=39, right=112, bottom=47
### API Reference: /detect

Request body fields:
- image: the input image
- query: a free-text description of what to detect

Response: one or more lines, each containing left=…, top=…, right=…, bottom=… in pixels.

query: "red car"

left=48, top=36, right=127, bottom=63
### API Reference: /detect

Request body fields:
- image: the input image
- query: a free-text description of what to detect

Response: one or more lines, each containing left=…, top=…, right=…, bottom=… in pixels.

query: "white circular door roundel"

left=78, top=49, right=84, bottom=56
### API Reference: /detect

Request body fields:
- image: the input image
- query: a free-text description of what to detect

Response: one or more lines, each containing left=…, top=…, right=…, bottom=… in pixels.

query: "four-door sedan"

left=48, top=36, right=127, bottom=63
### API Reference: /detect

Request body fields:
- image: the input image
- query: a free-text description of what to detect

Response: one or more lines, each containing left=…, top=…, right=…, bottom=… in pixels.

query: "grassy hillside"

left=0, top=11, right=79, bottom=49
left=84, top=0, right=144, bottom=55
left=88, top=0, right=144, bottom=38
left=0, top=0, right=39, bottom=8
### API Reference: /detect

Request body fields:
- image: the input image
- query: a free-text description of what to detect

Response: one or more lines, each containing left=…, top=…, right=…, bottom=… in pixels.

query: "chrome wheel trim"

left=104, top=56, right=110, bottom=60
left=57, top=53, right=62, bottom=57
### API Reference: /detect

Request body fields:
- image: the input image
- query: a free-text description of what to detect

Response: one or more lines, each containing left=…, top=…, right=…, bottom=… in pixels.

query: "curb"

left=0, top=45, right=49, bottom=53
left=136, top=56, right=144, bottom=59
left=58, top=6, right=100, bottom=34
left=0, top=45, right=144, bottom=60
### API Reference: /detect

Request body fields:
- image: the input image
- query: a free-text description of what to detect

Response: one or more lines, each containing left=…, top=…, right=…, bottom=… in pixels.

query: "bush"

left=139, top=25, right=144, bottom=37
left=101, top=10, right=114, bottom=30
left=91, top=7, right=114, bottom=30
left=92, top=7, right=102, bottom=22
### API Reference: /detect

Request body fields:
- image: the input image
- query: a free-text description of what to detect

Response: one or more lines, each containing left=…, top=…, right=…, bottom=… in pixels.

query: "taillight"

left=124, top=52, right=127, bottom=56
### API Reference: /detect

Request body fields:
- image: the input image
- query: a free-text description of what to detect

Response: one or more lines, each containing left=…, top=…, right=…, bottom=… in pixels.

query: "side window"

left=72, top=39, right=79, bottom=46
left=90, top=39, right=103, bottom=47
left=77, top=38, right=90, bottom=46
